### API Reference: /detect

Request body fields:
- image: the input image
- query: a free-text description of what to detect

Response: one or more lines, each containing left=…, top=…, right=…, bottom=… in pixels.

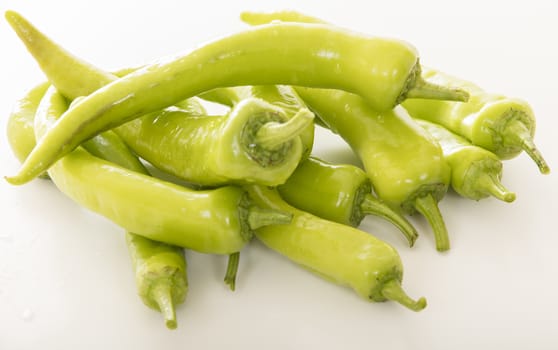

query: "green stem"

left=360, top=194, right=418, bottom=247
left=504, top=119, right=550, bottom=174
left=224, top=252, right=240, bottom=291
left=151, top=282, right=177, bottom=330
left=406, top=76, right=469, bottom=102
left=476, top=172, right=516, bottom=203
left=247, top=206, right=293, bottom=230
left=379, top=279, right=427, bottom=312
left=413, top=194, right=450, bottom=252
left=254, top=108, right=314, bottom=149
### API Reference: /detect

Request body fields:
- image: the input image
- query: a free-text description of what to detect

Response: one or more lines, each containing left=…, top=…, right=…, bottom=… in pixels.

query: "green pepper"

left=414, top=119, right=516, bottom=202
left=5, top=10, right=310, bottom=187
left=296, top=88, right=452, bottom=252
left=402, top=67, right=550, bottom=174
left=200, top=85, right=315, bottom=159
left=4, top=10, right=468, bottom=185
left=116, top=98, right=312, bottom=186
left=6, top=81, right=50, bottom=179
left=33, top=86, right=292, bottom=255
left=125, top=233, right=187, bottom=329
left=80, top=127, right=190, bottom=330
left=246, top=185, right=427, bottom=311
left=277, top=157, right=418, bottom=246
left=7, top=84, right=188, bottom=329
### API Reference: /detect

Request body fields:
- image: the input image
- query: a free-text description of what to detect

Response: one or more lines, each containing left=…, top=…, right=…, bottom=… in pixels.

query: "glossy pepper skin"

left=402, top=67, right=550, bottom=174
left=200, top=85, right=315, bottom=159
left=125, top=233, right=187, bottom=330
left=116, top=98, right=311, bottom=186
left=7, top=85, right=188, bottom=330
left=80, top=122, right=189, bottom=331
left=415, top=119, right=516, bottom=203
left=296, top=88, right=452, bottom=252
left=5, top=10, right=467, bottom=185
left=277, top=157, right=418, bottom=246
left=6, top=82, right=49, bottom=166
left=4, top=11, right=310, bottom=187
left=33, top=87, right=291, bottom=255
left=246, top=185, right=426, bottom=312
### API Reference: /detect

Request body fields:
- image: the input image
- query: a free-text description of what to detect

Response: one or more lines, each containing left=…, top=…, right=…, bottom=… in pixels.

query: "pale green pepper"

left=403, top=67, right=550, bottom=174
left=4, top=9, right=467, bottom=185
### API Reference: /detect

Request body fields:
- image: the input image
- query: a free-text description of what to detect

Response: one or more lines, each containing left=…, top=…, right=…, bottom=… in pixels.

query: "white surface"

left=1, top=0, right=557, bottom=349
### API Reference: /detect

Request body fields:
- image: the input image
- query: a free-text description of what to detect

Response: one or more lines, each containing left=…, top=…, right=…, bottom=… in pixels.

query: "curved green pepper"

left=277, top=157, right=418, bottom=246
left=246, top=185, right=426, bottom=311
left=5, top=11, right=310, bottom=187
left=6, top=82, right=49, bottom=167
left=33, top=86, right=292, bottom=255
left=296, top=88, right=452, bottom=252
left=117, top=98, right=311, bottom=186
left=402, top=67, right=550, bottom=174
left=200, top=85, right=315, bottom=159
left=7, top=84, right=188, bottom=329
left=415, top=119, right=515, bottom=202
left=4, top=10, right=467, bottom=185
left=80, top=125, right=189, bottom=330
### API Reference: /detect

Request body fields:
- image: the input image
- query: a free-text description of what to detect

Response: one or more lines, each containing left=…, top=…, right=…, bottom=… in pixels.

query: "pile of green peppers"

left=4, top=10, right=549, bottom=329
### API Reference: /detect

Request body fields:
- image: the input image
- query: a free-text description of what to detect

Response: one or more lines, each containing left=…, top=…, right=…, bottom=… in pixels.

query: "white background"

left=1, top=0, right=557, bottom=349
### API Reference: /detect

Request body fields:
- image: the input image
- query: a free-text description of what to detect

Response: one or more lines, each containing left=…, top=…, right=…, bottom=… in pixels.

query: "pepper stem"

left=151, top=282, right=177, bottom=330
left=247, top=206, right=293, bottom=230
left=504, top=119, right=550, bottom=174
left=254, top=108, right=314, bottom=149
left=406, top=76, right=470, bottom=102
left=380, top=279, right=427, bottom=312
left=224, top=252, right=240, bottom=291
left=476, top=172, right=516, bottom=203
left=413, top=194, right=450, bottom=252
left=360, top=194, right=418, bottom=247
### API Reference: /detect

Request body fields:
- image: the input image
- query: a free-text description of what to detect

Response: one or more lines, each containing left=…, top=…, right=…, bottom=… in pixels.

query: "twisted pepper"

left=296, top=88, right=452, bottom=251
left=7, top=85, right=188, bottom=329
left=5, top=10, right=467, bottom=185
left=5, top=10, right=310, bottom=187
left=414, top=119, right=516, bottom=202
left=277, top=157, right=418, bottom=246
left=33, top=86, right=292, bottom=255
left=402, top=67, right=550, bottom=174
left=246, top=185, right=427, bottom=311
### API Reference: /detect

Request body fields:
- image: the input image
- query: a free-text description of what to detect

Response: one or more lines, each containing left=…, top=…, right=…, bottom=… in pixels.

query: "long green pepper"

left=297, top=88, right=452, bottom=251
left=5, top=10, right=467, bottom=185
left=79, top=126, right=189, bottom=330
left=4, top=11, right=311, bottom=187
left=414, top=119, right=516, bottom=202
left=402, top=67, right=550, bottom=174
left=7, top=84, right=188, bottom=329
left=246, top=185, right=427, bottom=311
left=33, top=86, right=292, bottom=255
left=277, top=157, right=418, bottom=246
